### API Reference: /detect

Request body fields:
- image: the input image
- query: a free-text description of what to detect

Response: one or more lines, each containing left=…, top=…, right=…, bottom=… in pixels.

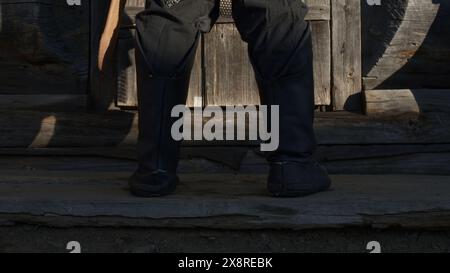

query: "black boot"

left=259, top=76, right=332, bottom=197
left=231, top=0, right=331, bottom=197
left=254, top=27, right=331, bottom=198
left=129, top=37, right=193, bottom=197
left=267, top=161, right=331, bottom=197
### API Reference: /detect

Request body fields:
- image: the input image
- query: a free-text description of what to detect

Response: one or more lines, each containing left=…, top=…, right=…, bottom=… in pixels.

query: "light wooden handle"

left=98, top=0, right=126, bottom=71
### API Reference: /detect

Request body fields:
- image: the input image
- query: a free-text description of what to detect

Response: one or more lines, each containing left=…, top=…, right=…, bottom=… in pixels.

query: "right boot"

left=128, top=37, right=193, bottom=198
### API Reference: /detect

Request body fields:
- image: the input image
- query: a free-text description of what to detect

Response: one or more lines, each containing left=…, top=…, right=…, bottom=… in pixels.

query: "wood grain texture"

left=364, top=89, right=450, bottom=117
left=304, top=0, right=331, bottom=20
left=362, top=0, right=450, bottom=90
left=331, top=0, right=362, bottom=111
left=116, top=0, right=332, bottom=108
left=204, top=24, right=260, bottom=106
left=204, top=21, right=332, bottom=106
left=2, top=110, right=450, bottom=148
left=312, top=20, right=331, bottom=105
left=2, top=171, right=450, bottom=230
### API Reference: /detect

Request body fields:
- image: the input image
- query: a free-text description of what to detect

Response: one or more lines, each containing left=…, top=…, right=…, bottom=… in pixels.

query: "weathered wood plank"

left=115, top=29, right=138, bottom=108
left=331, top=0, right=362, bottom=110
left=2, top=144, right=450, bottom=175
left=204, top=23, right=260, bottom=106
left=2, top=110, right=450, bottom=147
left=312, top=20, right=331, bottom=105
left=116, top=0, right=332, bottom=108
left=304, top=0, right=331, bottom=21
left=204, top=21, right=331, bottom=106
left=242, top=145, right=450, bottom=175
left=2, top=171, right=450, bottom=230
left=364, top=89, right=450, bottom=117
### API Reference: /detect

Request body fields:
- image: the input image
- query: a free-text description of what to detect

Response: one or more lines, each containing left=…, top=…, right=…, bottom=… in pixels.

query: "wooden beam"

left=312, top=20, right=332, bottom=105
left=305, top=0, right=331, bottom=21
left=331, top=0, right=362, bottom=110
left=2, top=110, right=450, bottom=148
left=365, top=89, right=450, bottom=117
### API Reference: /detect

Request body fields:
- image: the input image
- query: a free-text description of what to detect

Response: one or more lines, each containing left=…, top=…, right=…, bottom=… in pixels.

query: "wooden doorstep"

left=1, top=171, right=450, bottom=230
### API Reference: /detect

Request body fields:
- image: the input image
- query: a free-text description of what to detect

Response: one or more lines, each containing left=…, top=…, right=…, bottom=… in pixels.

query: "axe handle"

left=98, top=0, right=127, bottom=71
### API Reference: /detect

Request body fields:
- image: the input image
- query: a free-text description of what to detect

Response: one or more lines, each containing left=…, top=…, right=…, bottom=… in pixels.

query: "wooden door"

left=111, top=0, right=333, bottom=109
left=204, top=0, right=332, bottom=107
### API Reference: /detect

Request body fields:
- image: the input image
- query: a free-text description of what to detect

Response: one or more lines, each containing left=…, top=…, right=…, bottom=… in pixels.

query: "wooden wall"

left=362, top=0, right=450, bottom=90
left=0, top=0, right=361, bottom=112
left=0, top=0, right=89, bottom=110
left=112, top=0, right=335, bottom=109
left=2, top=0, right=449, bottom=114
left=0, top=0, right=450, bottom=151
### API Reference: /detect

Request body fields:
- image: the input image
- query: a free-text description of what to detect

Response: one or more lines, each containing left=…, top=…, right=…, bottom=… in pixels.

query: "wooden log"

left=2, top=110, right=450, bottom=148
left=364, top=89, right=450, bottom=117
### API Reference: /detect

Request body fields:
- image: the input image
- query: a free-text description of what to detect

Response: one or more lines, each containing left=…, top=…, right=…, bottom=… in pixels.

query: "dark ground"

left=2, top=225, right=450, bottom=253
left=2, top=153, right=450, bottom=253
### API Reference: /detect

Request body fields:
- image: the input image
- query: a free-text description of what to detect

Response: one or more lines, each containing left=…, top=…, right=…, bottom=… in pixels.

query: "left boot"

left=128, top=32, right=194, bottom=197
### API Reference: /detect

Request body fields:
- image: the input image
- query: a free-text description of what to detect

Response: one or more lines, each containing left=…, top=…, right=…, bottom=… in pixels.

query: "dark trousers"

left=135, top=0, right=316, bottom=162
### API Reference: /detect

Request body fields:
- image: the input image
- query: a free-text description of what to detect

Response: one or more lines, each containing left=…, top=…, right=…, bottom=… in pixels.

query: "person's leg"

left=130, top=0, right=220, bottom=197
left=232, top=0, right=331, bottom=197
